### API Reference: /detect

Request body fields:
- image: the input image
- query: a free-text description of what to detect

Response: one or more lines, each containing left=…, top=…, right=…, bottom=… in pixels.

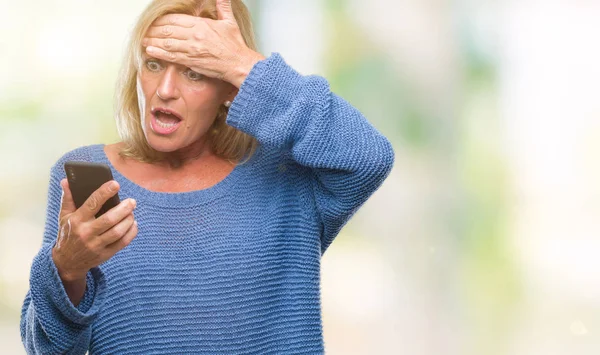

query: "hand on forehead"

left=147, top=0, right=236, bottom=34
left=145, top=14, right=200, bottom=42
left=142, top=14, right=215, bottom=59
left=143, top=0, right=236, bottom=45
left=140, top=0, right=249, bottom=83
left=151, top=13, right=199, bottom=29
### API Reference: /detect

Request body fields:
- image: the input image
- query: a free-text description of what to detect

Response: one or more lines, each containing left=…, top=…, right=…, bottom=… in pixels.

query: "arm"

left=227, top=53, right=395, bottom=253
left=20, top=162, right=107, bottom=354
left=138, top=7, right=394, bottom=252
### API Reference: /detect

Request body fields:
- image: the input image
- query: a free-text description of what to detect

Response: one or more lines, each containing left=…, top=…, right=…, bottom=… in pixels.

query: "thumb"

left=60, top=178, right=77, bottom=216
left=216, top=0, right=235, bottom=23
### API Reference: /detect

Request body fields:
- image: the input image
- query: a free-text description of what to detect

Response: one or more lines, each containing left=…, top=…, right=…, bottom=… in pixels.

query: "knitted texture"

left=20, top=53, right=395, bottom=354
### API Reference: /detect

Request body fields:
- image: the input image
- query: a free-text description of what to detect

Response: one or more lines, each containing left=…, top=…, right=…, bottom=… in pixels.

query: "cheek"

left=186, top=82, right=217, bottom=97
left=183, top=85, right=222, bottom=117
left=138, top=75, right=156, bottom=98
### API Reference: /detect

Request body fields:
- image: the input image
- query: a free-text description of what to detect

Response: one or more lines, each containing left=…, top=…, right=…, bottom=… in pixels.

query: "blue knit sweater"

left=20, top=53, right=394, bottom=354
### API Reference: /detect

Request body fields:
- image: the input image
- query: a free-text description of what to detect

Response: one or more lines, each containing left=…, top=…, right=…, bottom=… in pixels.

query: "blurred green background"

left=1, top=0, right=600, bottom=354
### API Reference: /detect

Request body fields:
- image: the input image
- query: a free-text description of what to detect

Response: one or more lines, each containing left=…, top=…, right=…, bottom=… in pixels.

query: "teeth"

left=155, top=118, right=178, bottom=128
left=154, top=112, right=180, bottom=128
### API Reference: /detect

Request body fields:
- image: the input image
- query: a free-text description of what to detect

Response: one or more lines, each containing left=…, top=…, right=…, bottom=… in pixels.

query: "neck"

left=157, top=137, right=215, bottom=170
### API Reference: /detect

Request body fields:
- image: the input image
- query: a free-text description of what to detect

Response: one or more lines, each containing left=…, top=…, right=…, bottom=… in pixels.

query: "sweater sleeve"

left=226, top=53, right=395, bottom=253
left=20, top=160, right=107, bottom=354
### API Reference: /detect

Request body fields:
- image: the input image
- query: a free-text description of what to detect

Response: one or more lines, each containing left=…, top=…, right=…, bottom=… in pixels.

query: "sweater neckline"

left=89, top=144, right=247, bottom=206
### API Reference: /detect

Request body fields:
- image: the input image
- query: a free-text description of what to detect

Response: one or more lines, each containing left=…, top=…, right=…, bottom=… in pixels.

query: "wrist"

left=228, top=50, right=266, bottom=88
left=52, top=247, right=87, bottom=283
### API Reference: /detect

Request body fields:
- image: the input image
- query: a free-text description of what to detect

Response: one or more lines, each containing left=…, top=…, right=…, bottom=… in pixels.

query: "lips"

left=150, top=107, right=183, bottom=135
left=151, top=107, right=183, bottom=121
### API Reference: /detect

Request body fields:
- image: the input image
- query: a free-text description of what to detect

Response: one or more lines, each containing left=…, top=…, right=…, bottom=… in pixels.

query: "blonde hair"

left=114, top=0, right=258, bottom=165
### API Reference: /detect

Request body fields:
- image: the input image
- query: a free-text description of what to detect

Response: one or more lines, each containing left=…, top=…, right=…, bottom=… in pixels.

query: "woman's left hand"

left=142, top=0, right=265, bottom=88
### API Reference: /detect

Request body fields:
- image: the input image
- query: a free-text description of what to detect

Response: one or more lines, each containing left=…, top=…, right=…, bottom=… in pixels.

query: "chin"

left=146, top=139, right=180, bottom=153
left=143, top=129, right=181, bottom=153
left=142, top=117, right=181, bottom=152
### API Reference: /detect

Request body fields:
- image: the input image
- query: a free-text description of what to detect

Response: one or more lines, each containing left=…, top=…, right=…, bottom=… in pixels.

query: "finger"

left=146, top=46, right=184, bottom=64
left=105, top=220, right=138, bottom=255
left=152, top=14, right=196, bottom=28
left=145, top=24, right=189, bottom=40
left=78, top=180, right=120, bottom=220
left=60, top=179, right=77, bottom=216
left=142, top=37, right=187, bottom=54
left=97, top=213, right=135, bottom=246
left=216, top=0, right=236, bottom=23
left=90, top=198, right=136, bottom=236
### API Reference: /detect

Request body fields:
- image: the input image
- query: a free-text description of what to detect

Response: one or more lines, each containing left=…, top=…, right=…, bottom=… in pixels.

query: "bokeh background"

left=1, top=0, right=599, bottom=354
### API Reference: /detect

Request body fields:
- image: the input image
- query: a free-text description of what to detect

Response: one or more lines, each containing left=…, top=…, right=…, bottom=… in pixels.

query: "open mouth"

left=150, top=108, right=182, bottom=135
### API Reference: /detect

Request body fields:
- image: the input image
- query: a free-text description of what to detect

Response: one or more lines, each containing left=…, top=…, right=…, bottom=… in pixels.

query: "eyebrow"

left=140, top=55, right=191, bottom=71
left=141, top=54, right=163, bottom=64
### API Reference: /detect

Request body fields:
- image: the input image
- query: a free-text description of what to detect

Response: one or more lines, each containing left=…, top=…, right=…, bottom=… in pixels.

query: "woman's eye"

left=145, top=60, right=161, bottom=71
left=185, top=69, right=203, bottom=81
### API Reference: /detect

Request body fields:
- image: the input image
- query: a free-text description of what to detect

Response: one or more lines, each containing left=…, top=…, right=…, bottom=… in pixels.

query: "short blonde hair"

left=114, top=0, right=258, bottom=165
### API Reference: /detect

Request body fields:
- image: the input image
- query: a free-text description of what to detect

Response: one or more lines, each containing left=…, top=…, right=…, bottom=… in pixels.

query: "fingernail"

left=130, top=199, right=137, bottom=209
left=109, top=181, right=119, bottom=191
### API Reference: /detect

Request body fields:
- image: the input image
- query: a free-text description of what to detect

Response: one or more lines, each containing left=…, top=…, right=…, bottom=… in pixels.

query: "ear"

left=226, top=86, right=238, bottom=102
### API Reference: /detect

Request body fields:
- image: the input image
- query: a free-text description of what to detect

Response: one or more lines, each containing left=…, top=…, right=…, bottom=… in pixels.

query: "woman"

left=21, top=0, right=394, bottom=353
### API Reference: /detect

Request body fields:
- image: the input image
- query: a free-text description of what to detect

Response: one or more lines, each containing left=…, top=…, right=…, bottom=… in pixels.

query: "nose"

left=156, top=66, right=180, bottom=101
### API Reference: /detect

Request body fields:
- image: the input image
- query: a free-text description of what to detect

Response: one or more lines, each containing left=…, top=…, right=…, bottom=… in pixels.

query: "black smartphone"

left=64, top=161, right=121, bottom=218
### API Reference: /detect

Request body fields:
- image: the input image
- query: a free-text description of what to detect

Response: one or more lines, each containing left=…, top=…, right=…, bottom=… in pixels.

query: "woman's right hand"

left=52, top=178, right=138, bottom=284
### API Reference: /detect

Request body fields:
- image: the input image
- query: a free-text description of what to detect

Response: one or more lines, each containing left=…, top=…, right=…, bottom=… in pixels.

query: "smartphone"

left=64, top=161, right=121, bottom=218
